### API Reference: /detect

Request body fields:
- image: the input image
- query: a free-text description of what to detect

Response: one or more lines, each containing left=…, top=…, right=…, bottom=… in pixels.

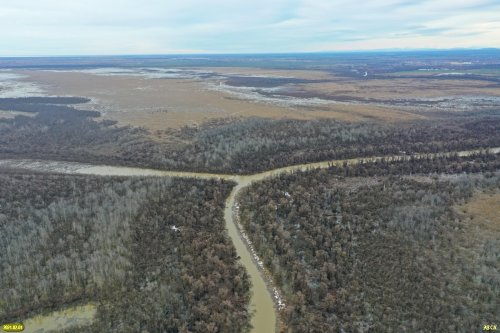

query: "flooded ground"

left=0, top=72, right=46, bottom=98
left=22, top=304, right=96, bottom=333
left=3, top=147, right=497, bottom=180
left=1, top=146, right=498, bottom=333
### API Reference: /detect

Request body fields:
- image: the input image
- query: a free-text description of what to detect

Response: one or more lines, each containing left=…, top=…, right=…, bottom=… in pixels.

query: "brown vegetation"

left=300, top=77, right=500, bottom=100
left=17, top=70, right=421, bottom=131
left=0, top=172, right=251, bottom=332
left=1, top=97, right=498, bottom=174
left=238, top=155, right=500, bottom=332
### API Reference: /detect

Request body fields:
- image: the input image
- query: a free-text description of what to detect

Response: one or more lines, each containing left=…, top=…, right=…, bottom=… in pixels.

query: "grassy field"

left=455, top=192, right=500, bottom=246
left=389, top=68, right=500, bottom=76
left=15, top=69, right=428, bottom=132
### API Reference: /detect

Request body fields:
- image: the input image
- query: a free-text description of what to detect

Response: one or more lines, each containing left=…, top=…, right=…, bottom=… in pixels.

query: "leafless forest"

left=238, top=154, right=500, bottom=332
left=0, top=173, right=251, bottom=332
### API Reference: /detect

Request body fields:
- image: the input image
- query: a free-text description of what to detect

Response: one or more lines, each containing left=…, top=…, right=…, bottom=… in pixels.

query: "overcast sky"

left=1, top=0, right=499, bottom=56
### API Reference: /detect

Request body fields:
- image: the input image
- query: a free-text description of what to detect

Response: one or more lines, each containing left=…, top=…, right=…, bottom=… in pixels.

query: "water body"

left=225, top=179, right=277, bottom=333
left=1, top=146, right=498, bottom=333
left=22, top=304, right=96, bottom=333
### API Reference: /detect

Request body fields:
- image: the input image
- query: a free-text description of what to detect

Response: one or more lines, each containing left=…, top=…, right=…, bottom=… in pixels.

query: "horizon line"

left=1, top=47, right=499, bottom=58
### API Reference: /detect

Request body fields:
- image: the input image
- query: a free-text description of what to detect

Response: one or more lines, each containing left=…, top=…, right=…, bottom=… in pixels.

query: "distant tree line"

left=167, top=116, right=500, bottom=173
left=0, top=97, right=499, bottom=174
left=0, top=97, right=143, bottom=165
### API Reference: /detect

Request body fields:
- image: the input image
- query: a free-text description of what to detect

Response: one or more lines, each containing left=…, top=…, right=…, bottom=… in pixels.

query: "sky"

left=1, top=0, right=499, bottom=56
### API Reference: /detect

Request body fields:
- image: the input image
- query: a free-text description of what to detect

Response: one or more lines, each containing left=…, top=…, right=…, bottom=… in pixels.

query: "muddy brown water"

left=1, top=146, right=498, bottom=333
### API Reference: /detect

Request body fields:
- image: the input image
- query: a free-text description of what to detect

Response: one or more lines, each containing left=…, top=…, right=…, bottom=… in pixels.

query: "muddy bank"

left=1, top=146, right=498, bottom=333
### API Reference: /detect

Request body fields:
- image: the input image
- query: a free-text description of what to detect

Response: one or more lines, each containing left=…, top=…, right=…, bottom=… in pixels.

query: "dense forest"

left=0, top=97, right=143, bottom=165
left=0, top=172, right=251, bottom=332
left=1, top=96, right=499, bottom=332
left=238, top=154, right=500, bottom=332
left=1, top=97, right=499, bottom=174
left=165, top=116, right=500, bottom=173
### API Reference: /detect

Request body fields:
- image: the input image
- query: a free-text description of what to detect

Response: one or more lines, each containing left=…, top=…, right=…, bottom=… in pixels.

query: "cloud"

left=0, top=0, right=498, bottom=55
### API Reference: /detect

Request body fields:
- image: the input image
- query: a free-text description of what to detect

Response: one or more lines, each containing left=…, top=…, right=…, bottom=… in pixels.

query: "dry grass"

left=16, top=70, right=305, bottom=129
left=302, top=77, right=500, bottom=100
left=19, top=70, right=291, bottom=130
left=452, top=191, right=500, bottom=275
left=458, top=192, right=500, bottom=236
left=12, top=66, right=500, bottom=133
left=17, top=70, right=422, bottom=132
left=201, top=67, right=335, bottom=80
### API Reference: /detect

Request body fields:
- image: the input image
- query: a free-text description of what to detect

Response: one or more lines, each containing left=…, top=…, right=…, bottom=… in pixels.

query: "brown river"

left=1, top=147, right=498, bottom=333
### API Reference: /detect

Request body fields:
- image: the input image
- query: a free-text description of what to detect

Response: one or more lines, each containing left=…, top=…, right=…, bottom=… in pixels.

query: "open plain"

left=14, top=68, right=426, bottom=132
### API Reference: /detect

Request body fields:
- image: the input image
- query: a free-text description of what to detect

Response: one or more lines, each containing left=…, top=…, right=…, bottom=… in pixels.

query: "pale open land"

left=207, top=67, right=500, bottom=99
left=201, top=67, right=335, bottom=80
left=16, top=69, right=423, bottom=132
left=301, top=77, right=500, bottom=100
left=457, top=192, right=500, bottom=238
left=0, top=110, right=36, bottom=119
